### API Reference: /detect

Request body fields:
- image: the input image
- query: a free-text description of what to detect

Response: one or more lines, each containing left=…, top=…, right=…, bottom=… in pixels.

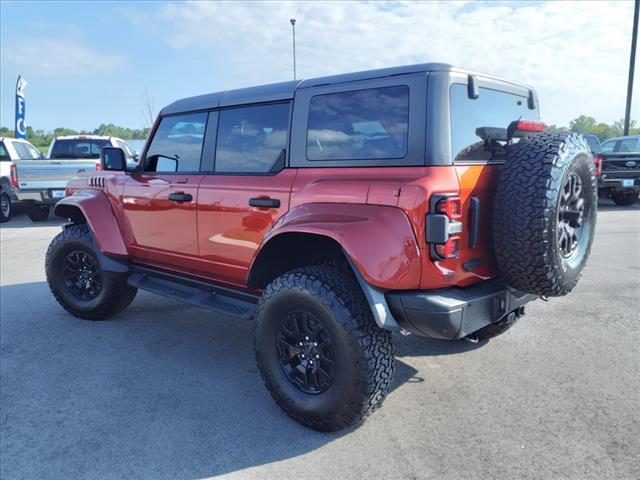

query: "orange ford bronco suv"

left=46, top=63, right=597, bottom=431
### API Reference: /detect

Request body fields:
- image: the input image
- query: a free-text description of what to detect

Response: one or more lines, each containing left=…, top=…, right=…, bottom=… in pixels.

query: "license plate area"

left=51, top=190, right=65, bottom=199
left=622, top=179, right=634, bottom=187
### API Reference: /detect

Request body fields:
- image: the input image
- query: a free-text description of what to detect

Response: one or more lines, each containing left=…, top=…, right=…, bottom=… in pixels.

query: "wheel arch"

left=54, top=190, right=128, bottom=257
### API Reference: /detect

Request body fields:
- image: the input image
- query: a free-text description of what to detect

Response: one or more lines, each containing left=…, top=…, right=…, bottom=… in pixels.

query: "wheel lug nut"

left=316, top=354, right=319, bottom=359
left=309, top=360, right=313, bottom=365
left=299, top=342, right=303, bottom=346
left=301, top=354, right=305, bottom=358
left=313, top=342, right=318, bottom=347
left=305, top=336, right=309, bottom=340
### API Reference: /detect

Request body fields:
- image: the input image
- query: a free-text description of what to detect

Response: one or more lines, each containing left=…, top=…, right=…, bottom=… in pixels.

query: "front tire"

left=28, top=203, right=50, bottom=222
left=611, top=191, right=638, bottom=206
left=45, top=224, right=137, bottom=320
left=254, top=266, right=395, bottom=431
left=0, top=191, right=11, bottom=223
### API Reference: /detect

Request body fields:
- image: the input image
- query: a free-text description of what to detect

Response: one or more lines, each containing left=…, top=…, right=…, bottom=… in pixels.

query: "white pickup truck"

left=13, top=135, right=138, bottom=221
left=0, top=137, right=43, bottom=222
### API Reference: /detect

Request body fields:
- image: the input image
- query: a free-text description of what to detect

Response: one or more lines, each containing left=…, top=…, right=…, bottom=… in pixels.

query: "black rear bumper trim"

left=386, top=280, right=536, bottom=339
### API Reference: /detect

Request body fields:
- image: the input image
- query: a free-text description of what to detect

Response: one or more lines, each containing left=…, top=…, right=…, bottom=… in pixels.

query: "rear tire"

left=28, top=203, right=50, bottom=222
left=493, top=132, right=597, bottom=297
left=45, top=224, right=137, bottom=320
left=254, top=266, right=395, bottom=431
left=0, top=191, right=11, bottom=223
left=611, top=191, right=638, bottom=206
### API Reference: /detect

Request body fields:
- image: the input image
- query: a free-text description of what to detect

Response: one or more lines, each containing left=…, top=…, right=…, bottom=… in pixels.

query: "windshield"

left=50, top=139, right=109, bottom=159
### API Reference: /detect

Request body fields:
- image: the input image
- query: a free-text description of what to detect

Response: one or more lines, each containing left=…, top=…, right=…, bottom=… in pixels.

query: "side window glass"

left=215, top=103, right=289, bottom=173
left=0, top=143, right=9, bottom=161
left=599, top=140, right=616, bottom=153
left=145, top=113, right=207, bottom=173
left=13, top=142, right=40, bottom=159
left=450, top=84, right=536, bottom=162
left=618, top=138, right=638, bottom=153
left=306, top=86, right=409, bottom=161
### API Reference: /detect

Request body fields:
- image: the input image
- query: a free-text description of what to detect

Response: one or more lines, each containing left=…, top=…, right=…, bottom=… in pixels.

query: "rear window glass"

left=307, top=85, right=409, bottom=161
left=618, top=138, right=639, bottom=153
left=599, top=140, right=616, bottom=153
left=450, top=84, right=538, bottom=162
left=13, top=141, right=40, bottom=159
left=145, top=113, right=208, bottom=172
left=50, top=139, right=109, bottom=159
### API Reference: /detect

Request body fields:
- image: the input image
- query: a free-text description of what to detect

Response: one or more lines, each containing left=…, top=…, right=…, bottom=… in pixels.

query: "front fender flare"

left=251, top=203, right=422, bottom=291
left=54, top=189, right=128, bottom=257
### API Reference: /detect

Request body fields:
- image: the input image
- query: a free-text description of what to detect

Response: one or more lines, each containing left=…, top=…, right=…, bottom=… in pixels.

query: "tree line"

left=0, top=116, right=637, bottom=153
left=0, top=124, right=151, bottom=151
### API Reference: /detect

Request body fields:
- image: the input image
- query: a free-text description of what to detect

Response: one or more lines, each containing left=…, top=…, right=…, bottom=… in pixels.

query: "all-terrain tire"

left=493, top=132, right=597, bottom=297
left=28, top=203, right=50, bottom=222
left=611, top=191, right=638, bottom=206
left=0, top=191, right=11, bottom=223
left=254, top=266, right=395, bottom=432
left=46, top=224, right=137, bottom=320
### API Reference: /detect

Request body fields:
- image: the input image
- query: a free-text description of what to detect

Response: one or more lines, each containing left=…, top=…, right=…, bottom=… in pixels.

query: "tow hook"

left=539, top=295, right=549, bottom=302
left=463, top=307, right=526, bottom=343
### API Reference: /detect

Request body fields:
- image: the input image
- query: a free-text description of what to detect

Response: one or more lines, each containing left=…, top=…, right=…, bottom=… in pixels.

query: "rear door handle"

left=168, top=192, right=193, bottom=203
left=249, top=197, right=280, bottom=208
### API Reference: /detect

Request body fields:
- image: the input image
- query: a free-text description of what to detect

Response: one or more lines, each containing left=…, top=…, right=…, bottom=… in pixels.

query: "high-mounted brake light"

left=10, top=164, right=18, bottom=188
left=592, top=155, right=603, bottom=177
left=515, top=120, right=547, bottom=132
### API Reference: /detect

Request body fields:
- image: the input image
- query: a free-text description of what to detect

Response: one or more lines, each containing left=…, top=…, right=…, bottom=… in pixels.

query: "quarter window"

left=145, top=113, right=207, bottom=172
left=450, top=84, right=537, bottom=162
left=215, top=103, right=289, bottom=173
left=306, top=85, right=409, bottom=161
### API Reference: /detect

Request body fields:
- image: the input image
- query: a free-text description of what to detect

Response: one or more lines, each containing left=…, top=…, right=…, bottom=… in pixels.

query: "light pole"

left=624, top=0, right=639, bottom=136
left=290, top=18, right=297, bottom=80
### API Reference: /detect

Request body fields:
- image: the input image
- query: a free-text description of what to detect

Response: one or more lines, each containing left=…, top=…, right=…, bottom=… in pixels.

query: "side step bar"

left=127, top=266, right=259, bottom=320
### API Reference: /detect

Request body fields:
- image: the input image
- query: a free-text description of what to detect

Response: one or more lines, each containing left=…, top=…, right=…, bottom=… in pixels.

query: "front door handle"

left=168, top=192, right=193, bottom=203
left=249, top=197, right=280, bottom=208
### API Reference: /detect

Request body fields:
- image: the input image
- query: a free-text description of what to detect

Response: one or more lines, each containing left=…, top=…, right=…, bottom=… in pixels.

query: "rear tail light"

left=95, top=161, right=103, bottom=171
left=10, top=164, right=18, bottom=188
left=435, top=196, right=461, bottom=219
left=435, top=236, right=461, bottom=260
left=593, top=155, right=602, bottom=177
left=427, top=194, right=463, bottom=261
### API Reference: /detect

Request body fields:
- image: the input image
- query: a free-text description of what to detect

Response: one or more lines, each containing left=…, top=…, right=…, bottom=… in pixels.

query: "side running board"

left=127, top=266, right=259, bottom=320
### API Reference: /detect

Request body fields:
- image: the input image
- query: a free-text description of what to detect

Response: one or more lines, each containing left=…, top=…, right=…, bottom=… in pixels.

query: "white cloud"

left=3, top=38, right=126, bottom=77
left=150, top=0, right=637, bottom=126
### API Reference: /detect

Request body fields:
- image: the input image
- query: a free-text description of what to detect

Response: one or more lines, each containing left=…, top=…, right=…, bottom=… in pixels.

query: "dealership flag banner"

left=15, top=75, right=28, bottom=139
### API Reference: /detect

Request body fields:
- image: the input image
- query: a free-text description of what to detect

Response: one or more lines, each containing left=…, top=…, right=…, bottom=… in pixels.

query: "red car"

left=46, top=63, right=597, bottom=431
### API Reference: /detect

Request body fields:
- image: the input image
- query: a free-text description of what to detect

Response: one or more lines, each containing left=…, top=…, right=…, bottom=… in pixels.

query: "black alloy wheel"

left=277, top=310, right=336, bottom=395
left=557, top=172, right=585, bottom=259
left=62, top=250, right=103, bottom=300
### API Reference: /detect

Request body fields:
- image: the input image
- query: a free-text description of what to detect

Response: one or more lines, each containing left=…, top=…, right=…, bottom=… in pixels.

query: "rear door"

left=121, top=112, right=208, bottom=269
left=197, top=102, right=295, bottom=287
left=448, top=78, right=540, bottom=277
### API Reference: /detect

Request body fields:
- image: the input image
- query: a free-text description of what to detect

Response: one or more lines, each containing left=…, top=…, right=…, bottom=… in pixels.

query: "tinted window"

left=307, top=85, right=409, bottom=161
left=14, top=142, right=41, bottom=159
left=215, top=103, right=289, bottom=173
left=145, top=113, right=207, bottom=172
left=599, top=140, right=616, bottom=153
left=50, top=139, right=109, bottom=159
left=618, top=138, right=639, bottom=153
left=0, top=142, right=9, bottom=161
left=450, top=84, right=538, bottom=162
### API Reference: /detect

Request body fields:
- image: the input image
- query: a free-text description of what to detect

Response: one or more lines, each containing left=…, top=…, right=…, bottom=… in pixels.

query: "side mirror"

left=101, top=147, right=126, bottom=171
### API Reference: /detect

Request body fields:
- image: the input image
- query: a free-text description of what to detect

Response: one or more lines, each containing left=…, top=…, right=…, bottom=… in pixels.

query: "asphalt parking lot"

left=1, top=200, right=639, bottom=480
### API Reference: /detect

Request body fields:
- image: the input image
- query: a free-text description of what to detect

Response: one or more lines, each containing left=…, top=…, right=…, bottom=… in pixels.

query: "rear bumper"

left=598, top=176, right=640, bottom=193
left=386, top=280, right=537, bottom=339
left=14, top=188, right=65, bottom=204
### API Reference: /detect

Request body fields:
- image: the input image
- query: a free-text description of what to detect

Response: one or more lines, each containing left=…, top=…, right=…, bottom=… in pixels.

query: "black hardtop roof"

left=161, top=62, right=526, bottom=115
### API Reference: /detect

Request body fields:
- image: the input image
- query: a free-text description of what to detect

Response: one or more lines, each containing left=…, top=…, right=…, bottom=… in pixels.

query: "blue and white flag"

left=15, top=75, right=28, bottom=139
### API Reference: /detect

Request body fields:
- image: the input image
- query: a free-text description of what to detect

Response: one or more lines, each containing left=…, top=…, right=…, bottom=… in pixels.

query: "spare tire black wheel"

left=493, top=132, right=597, bottom=297
left=611, top=191, right=638, bottom=206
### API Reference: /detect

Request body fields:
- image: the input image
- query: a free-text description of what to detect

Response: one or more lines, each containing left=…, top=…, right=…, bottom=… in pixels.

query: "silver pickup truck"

left=14, top=135, right=138, bottom=221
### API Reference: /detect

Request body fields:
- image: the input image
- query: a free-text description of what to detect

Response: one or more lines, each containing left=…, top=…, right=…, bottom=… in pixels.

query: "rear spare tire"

left=493, top=132, right=597, bottom=297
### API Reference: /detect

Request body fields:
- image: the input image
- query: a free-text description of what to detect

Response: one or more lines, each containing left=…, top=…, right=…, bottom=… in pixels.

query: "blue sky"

left=1, top=0, right=637, bottom=132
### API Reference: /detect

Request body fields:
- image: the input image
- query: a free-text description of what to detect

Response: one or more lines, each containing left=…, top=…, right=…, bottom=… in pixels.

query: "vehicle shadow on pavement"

left=0, top=282, right=427, bottom=480
left=597, top=198, right=640, bottom=211
left=0, top=208, right=65, bottom=229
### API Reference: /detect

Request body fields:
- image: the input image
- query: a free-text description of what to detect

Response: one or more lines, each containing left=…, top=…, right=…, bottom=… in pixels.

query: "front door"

left=121, top=112, right=209, bottom=271
left=196, top=102, right=294, bottom=287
